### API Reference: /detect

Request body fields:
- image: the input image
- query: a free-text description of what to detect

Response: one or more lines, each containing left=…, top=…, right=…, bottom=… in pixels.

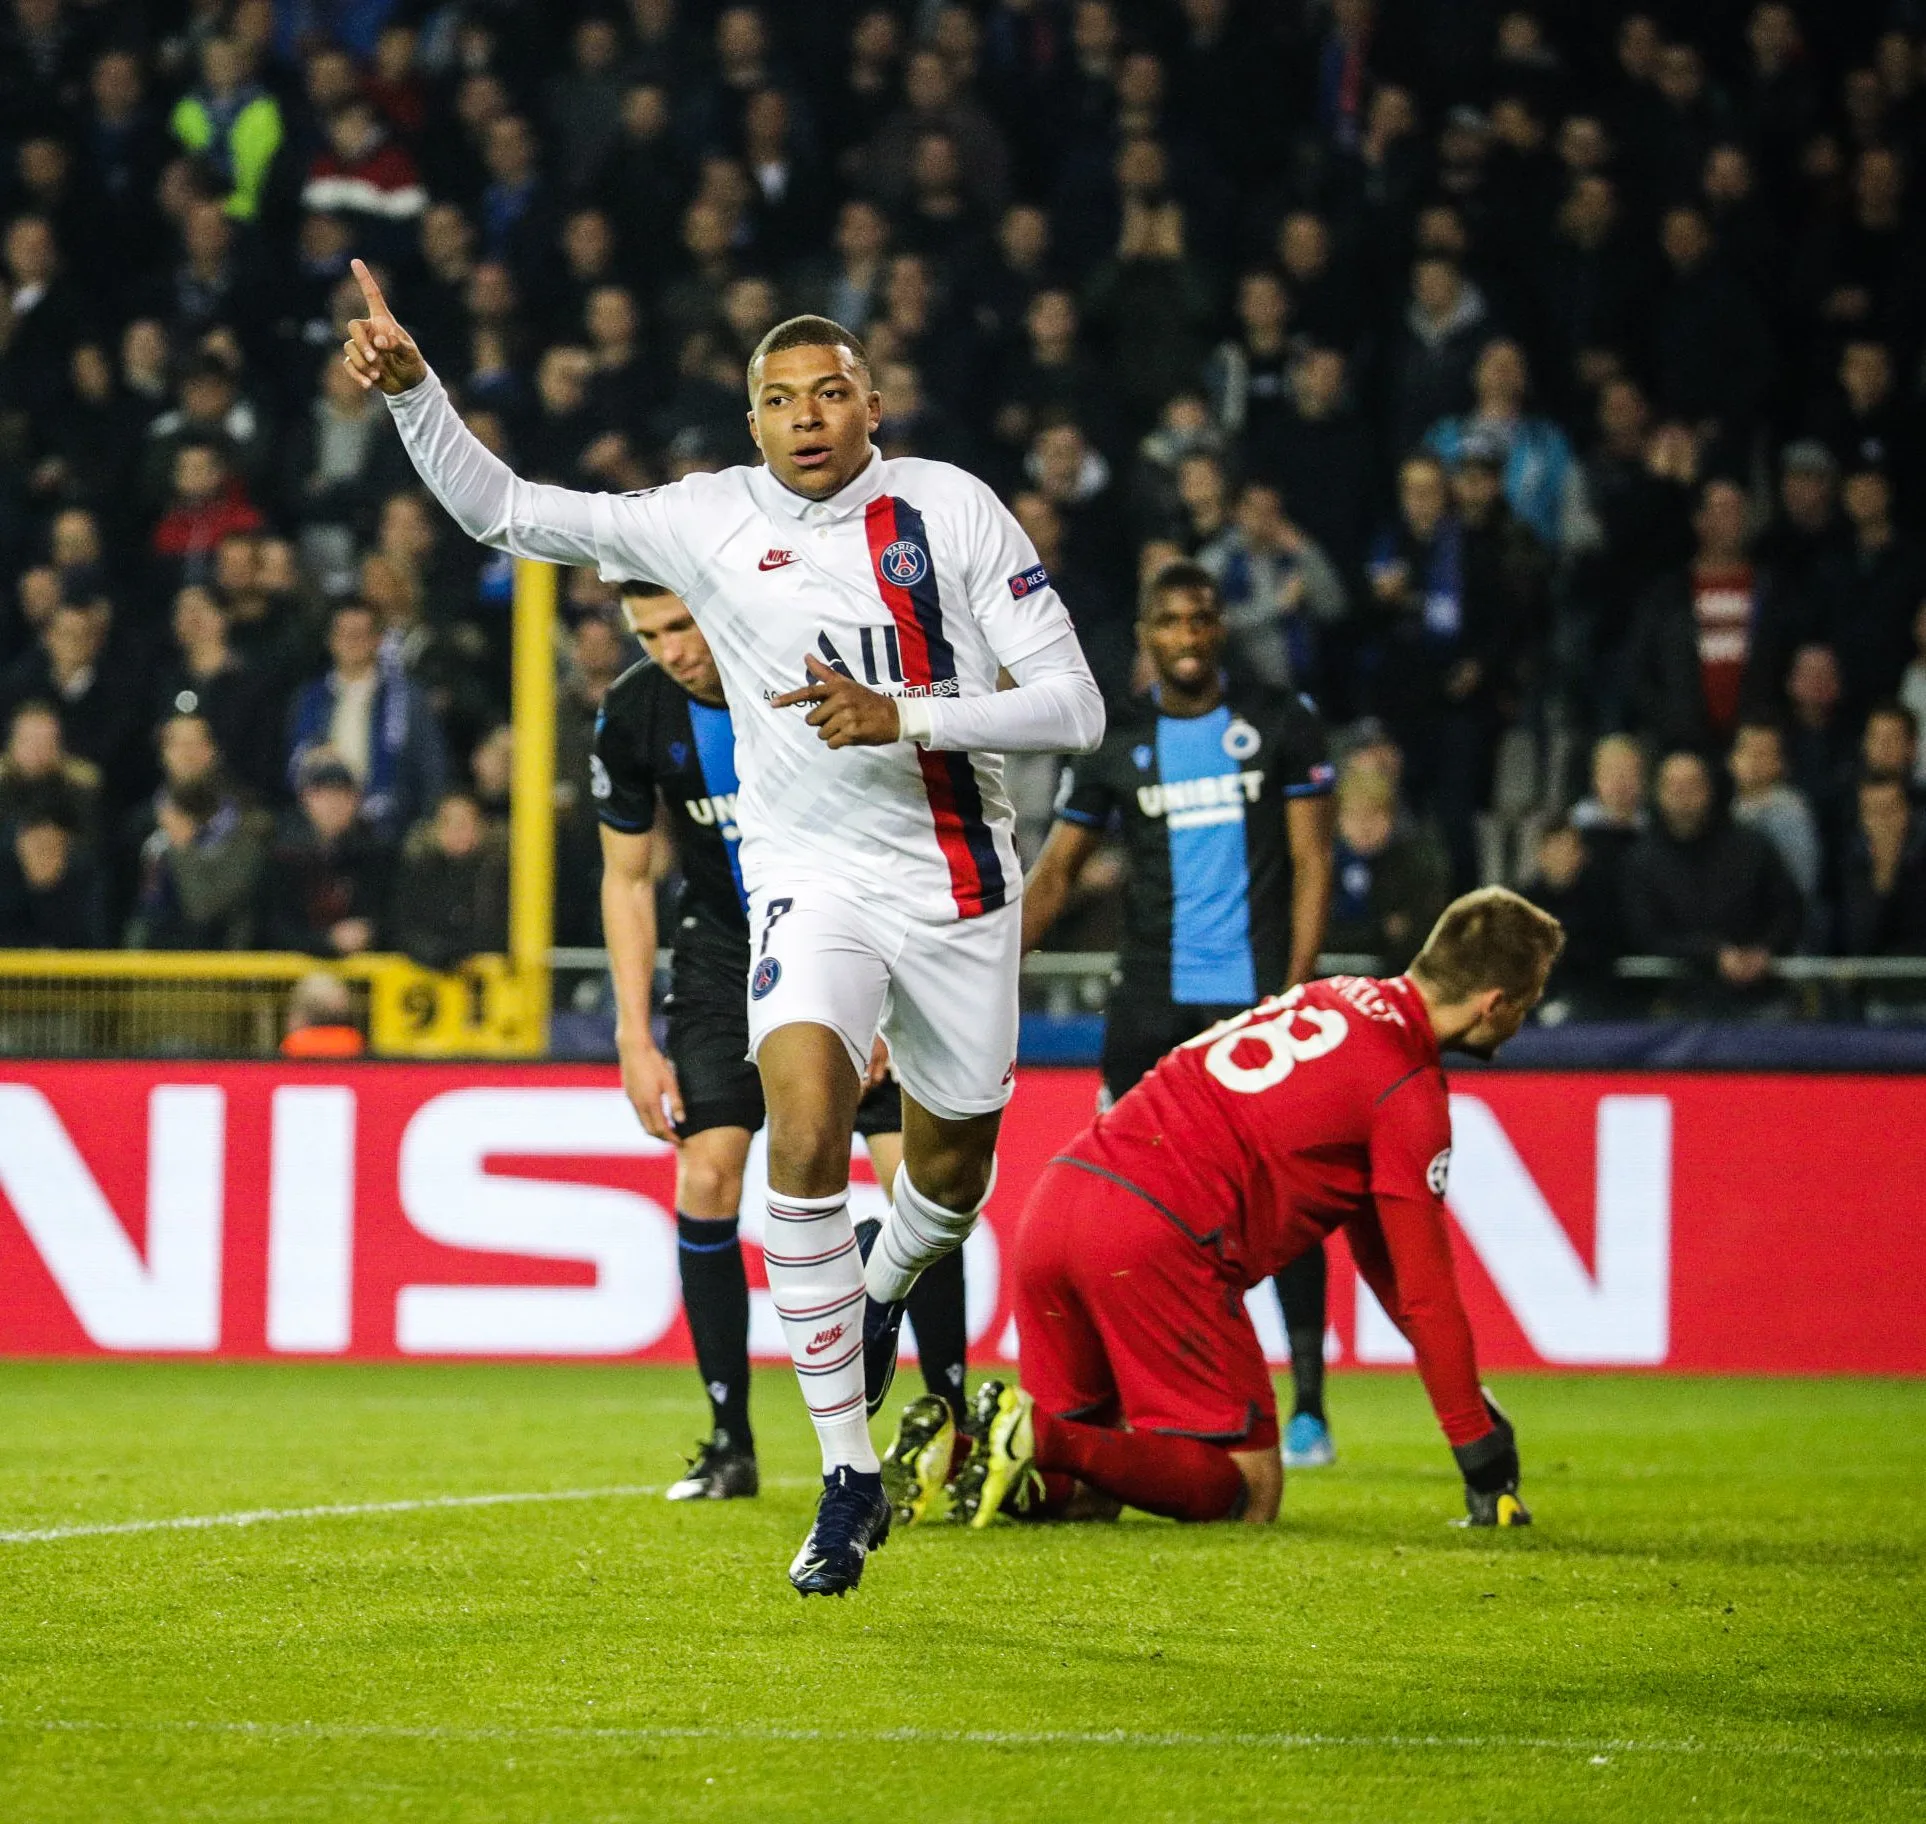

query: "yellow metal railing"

left=0, top=951, right=544, bottom=1058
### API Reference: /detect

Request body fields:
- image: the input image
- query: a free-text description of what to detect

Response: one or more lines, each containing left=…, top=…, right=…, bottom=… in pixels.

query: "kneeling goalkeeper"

left=957, top=888, right=1561, bottom=1530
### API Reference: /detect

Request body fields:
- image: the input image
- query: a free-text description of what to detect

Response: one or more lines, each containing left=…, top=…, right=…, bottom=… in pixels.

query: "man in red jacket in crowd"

left=952, top=886, right=1563, bottom=1531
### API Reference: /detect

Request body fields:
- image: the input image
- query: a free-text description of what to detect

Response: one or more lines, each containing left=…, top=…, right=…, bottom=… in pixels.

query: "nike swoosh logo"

left=805, top=1325, right=849, bottom=1356
left=759, top=551, right=797, bottom=570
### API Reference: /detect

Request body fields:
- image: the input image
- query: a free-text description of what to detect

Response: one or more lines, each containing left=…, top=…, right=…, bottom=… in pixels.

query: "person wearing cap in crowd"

left=261, top=753, right=393, bottom=957
left=1756, top=441, right=1847, bottom=608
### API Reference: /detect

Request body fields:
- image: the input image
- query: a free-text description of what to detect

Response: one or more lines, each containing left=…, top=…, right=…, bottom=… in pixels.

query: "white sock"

left=763, top=1188, right=877, bottom=1474
left=864, top=1162, right=995, bottom=1304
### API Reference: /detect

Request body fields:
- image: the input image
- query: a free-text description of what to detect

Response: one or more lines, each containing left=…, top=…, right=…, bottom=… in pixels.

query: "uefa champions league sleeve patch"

left=751, top=956, right=782, bottom=999
left=1008, top=563, right=1050, bottom=598
left=1427, top=1147, right=1452, bottom=1197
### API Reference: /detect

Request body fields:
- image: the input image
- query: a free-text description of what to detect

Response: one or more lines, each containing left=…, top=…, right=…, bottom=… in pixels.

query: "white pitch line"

left=4, top=1718, right=1921, bottom=1762
left=0, top=1479, right=813, bottom=1546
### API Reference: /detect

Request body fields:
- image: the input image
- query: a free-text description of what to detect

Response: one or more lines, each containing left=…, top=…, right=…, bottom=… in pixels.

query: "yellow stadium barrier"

left=0, top=951, right=544, bottom=1059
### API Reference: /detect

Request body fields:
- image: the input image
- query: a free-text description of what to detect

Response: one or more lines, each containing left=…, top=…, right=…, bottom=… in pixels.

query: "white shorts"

left=744, top=881, right=1020, bottom=1122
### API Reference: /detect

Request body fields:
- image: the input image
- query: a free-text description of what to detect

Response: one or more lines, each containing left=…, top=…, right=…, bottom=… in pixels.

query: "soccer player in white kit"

left=342, top=262, right=1105, bottom=1595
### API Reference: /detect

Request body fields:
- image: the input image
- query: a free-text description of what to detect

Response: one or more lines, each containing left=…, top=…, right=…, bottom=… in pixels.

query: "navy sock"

left=1275, top=1245, right=1328, bottom=1423
left=677, top=1213, right=753, bottom=1451
left=904, top=1244, right=969, bottom=1425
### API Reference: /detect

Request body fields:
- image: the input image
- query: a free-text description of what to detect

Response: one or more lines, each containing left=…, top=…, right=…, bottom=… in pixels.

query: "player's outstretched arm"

left=342, top=259, right=617, bottom=576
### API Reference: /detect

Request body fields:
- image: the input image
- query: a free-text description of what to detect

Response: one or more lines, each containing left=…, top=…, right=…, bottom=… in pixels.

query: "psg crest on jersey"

left=878, top=538, right=929, bottom=588
left=751, top=955, right=782, bottom=999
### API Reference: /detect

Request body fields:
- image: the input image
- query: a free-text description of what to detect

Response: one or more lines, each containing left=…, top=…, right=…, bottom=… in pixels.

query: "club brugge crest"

left=751, top=955, right=781, bottom=999
left=878, top=538, right=929, bottom=588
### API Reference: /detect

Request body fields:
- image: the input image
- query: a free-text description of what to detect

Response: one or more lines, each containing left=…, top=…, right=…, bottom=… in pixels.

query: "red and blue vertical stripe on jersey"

left=864, top=495, right=1008, bottom=917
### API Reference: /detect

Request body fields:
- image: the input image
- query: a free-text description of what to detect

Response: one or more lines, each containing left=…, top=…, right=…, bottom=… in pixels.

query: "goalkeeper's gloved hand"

left=1451, top=1388, right=1531, bottom=1527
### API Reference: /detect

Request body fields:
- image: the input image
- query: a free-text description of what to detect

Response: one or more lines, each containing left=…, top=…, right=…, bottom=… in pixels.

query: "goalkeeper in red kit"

left=953, top=887, right=1563, bottom=1530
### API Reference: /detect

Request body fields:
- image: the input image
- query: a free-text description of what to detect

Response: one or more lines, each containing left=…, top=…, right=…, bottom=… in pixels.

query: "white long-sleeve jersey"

left=386, top=372, right=1104, bottom=921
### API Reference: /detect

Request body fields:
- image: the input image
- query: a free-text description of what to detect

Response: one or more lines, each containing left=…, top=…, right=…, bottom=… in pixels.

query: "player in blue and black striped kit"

left=1022, top=560, right=1341, bottom=1466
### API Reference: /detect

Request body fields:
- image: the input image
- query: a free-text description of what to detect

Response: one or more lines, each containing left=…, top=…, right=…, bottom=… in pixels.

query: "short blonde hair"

left=1410, top=886, right=1565, bottom=1004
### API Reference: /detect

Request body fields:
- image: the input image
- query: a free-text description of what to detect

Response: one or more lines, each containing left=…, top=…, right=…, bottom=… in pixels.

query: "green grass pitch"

left=1, top=1363, right=1921, bottom=1823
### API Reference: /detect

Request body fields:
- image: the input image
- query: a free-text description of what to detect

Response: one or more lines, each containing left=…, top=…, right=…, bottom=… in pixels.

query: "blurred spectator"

left=153, top=586, right=275, bottom=799
left=1838, top=774, right=1926, bottom=955
left=125, top=771, right=269, bottom=949
left=1651, top=204, right=1772, bottom=457
left=1264, top=347, right=1373, bottom=575
left=303, top=96, right=425, bottom=259
left=1900, top=608, right=1926, bottom=788
left=3, top=213, right=84, bottom=423
left=1571, top=734, right=1649, bottom=878
left=1783, top=643, right=1856, bottom=827
left=0, top=812, right=105, bottom=947
left=1082, top=162, right=1214, bottom=435
left=1386, top=256, right=1489, bottom=461
left=543, top=18, right=630, bottom=193
left=287, top=602, right=445, bottom=840
left=1628, top=478, right=1788, bottom=755
left=1861, top=703, right=1920, bottom=793
left=1755, top=441, right=1845, bottom=608
left=1424, top=338, right=1586, bottom=552
left=1622, top=750, right=1804, bottom=1002
left=1197, top=481, right=1345, bottom=695
left=0, top=699, right=99, bottom=839
left=1525, top=821, right=1623, bottom=1015
left=1728, top=720, right=1822, bottom=913
left=1367, top=449, right=1531, bottom=891
left=1325, top=765, right=1451, bottom=968
left=168, top=36, right=283, bottom=221
left=286, top=356, right=414, bottom=578
left=388, top=790, right=508, bottom=971
left=151, top=440, right=265, bottom=589
left=280, top=969, right=365, bottom=1059
left=1808, top=466, right=1926, bottom=724
left=1204, top=270, right=1293, bottom=467
left=261, top=755, right=391, bottom=958
left=0, top=602, right=136, bottom=796
left=1809, top=338, right=1922, bottom=513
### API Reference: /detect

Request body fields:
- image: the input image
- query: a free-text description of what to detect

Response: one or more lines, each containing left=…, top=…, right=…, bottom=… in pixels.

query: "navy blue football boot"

left=789, top=1465, right=892, bottom=1596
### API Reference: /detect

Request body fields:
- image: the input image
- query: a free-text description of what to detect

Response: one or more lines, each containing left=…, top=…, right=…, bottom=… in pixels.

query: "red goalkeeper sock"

left=1032, top=1410, right=1245, bottom=1522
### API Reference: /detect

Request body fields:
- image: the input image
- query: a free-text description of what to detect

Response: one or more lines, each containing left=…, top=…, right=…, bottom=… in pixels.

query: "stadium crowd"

left=2, top=0, right=1925, bottom=1009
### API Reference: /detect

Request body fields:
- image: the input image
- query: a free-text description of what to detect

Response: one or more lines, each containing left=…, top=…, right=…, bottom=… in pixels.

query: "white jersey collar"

left=750, top=446, right=888, bottom=524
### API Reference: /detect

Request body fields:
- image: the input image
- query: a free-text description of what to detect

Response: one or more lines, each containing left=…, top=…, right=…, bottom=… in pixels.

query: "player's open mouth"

left=791, top=445, right=834, bottom=469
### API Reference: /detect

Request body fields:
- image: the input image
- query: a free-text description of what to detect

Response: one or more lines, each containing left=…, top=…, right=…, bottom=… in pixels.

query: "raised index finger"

left=350, top=257, right=393, bottom=320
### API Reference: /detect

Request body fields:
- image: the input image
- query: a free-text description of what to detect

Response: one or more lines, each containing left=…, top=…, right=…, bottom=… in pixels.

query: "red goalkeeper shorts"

left=1009, top=1157, right=1279, bottom=1453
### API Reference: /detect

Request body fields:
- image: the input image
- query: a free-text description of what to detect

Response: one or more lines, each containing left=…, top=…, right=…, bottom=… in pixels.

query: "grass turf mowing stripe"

left=0, top=1477, right=820, bottom=1545
left=6, top=1719, right=1921, bottom=1761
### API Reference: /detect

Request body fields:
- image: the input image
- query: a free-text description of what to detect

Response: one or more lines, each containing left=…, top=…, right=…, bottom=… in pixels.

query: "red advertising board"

left=1, top=1062, right=1921, bottom=1372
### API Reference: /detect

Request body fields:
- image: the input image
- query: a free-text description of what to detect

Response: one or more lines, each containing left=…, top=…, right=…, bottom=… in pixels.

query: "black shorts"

left=665, top=916, right=902, bottom=1141
left=1099, top=994, right=1247, bottom=1106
